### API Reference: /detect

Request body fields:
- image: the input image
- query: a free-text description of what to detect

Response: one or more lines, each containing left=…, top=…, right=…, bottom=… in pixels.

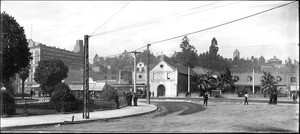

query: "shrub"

left=1, top=91, right=16, bottom=115
left=100, top=89, right=119, bottom=108
left=52, top=82, right=70, bottom=96
left=14, top=93, right=31, bottom=97
left=49, top=92, right=78, bottom=112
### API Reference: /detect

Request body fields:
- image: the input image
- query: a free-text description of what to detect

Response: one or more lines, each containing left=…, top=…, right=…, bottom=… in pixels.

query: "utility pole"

left=146, top=44, right=151, bottom=104
left=83, top=35, right=89, bottom=119
left=188, top=66, right=190, bottom=97
left=252, top=68, right=255, bottom=94
left=119, top=68, right=122, bottom=84
left=131, top=51, right=141, bottom=93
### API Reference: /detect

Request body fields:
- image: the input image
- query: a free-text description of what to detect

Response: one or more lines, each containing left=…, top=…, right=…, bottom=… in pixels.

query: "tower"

left=233, top=49, right=240, bottom=60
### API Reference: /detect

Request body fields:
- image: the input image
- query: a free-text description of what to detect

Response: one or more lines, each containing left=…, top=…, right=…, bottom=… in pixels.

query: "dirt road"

left=4, top=100, right=299, bottom=133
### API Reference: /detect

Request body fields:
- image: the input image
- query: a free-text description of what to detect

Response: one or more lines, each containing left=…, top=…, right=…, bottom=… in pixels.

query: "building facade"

left=27, top=39, right=84, bottom=86
left=232, top=71, right=299, bottom=95
left=149, top=60, right=196, bottom=97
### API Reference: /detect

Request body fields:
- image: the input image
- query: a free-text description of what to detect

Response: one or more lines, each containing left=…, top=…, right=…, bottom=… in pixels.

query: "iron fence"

left=1, top=94, right=128, bottom=117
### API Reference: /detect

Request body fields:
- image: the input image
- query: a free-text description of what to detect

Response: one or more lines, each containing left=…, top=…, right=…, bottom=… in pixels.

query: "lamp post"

left=252, top=68, right=255, bottom=94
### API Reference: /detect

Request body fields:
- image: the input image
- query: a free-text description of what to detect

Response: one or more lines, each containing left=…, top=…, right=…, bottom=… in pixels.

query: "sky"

left=1, top=1, right=299, bottom=63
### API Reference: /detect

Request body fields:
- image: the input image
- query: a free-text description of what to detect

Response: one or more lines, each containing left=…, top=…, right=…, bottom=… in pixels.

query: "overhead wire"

left=149, top=1, right=297, bottom=45
left=89, top=2, right=130, bottom=37
left=91, top=1, right=241, bottom=37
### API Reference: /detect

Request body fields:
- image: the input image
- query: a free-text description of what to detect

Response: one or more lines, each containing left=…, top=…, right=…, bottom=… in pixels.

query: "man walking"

left=203, top=92, right=208, bottom=106
left=244, top=92, right=249, bottom=105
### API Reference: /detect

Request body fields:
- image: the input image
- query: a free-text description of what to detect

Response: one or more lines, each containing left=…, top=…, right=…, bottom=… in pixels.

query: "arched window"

left=141, top=67, right=145, bottom=72
left=247, top=76, right=252, bottom=82
left=136, top=68, right=139, bottom=72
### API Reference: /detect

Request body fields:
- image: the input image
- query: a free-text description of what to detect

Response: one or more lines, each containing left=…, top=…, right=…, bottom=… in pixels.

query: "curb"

left=1, top=104, right=158, bottom=130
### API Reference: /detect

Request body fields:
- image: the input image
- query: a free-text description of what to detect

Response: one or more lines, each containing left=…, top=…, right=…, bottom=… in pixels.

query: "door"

left=157, top=84, right=165, bottom=96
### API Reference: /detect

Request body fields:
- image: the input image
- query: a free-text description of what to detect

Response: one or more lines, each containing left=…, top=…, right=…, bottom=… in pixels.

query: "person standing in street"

left=244, top=92, right=249, bottom=105
left=203, top=92, right=208, bottom=106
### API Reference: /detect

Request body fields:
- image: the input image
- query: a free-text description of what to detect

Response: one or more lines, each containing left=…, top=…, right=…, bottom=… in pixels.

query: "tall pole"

left=131, top=51, right=141, bottom=93
left=146, top=44, right=151, bottom=104
left=31, top=24, right=33, bottom=39
left=119, top=69, right=121, bottom=84
left=83, top=35, right=89, bottom=119
left=252, top=68, right=255, bottom=94
left=188, top=66, right=190, bottom=97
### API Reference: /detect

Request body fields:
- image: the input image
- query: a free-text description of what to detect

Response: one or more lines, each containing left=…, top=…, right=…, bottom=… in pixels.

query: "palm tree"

left=19, top=67, right=30, bottom=99
left=191, top=74, right=210, bottom=96
left=261, top=72, right=278, bottom=104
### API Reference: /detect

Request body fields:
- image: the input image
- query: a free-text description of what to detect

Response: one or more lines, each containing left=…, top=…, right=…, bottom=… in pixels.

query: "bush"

left=1, top=91, right=16, bottom=115
left=49, top=92, right=78, bottom=112
left=14, top=93, right=31, bottom=97
left=52, top=82, right=70, bottom=96
left=99, top=89, right=119, bottom=108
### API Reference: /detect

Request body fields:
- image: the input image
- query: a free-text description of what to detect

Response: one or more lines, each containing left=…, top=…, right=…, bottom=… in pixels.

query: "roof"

left=70, top=82, right=106, bottom=91
left=161, top=60, right=197, bottom=75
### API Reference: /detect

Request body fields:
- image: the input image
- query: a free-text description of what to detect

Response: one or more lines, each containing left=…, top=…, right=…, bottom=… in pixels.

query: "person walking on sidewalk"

left=244, top=92, right=249, bottom=105
left=203, top=92, right=208, bottom=106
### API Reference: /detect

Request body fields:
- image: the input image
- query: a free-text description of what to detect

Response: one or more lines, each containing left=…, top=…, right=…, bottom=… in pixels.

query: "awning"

left=291, top=85, right=299, bottom=91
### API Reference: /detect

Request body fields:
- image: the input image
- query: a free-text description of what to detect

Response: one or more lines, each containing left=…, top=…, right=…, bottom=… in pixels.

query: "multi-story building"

left=267, top=55, right=282, bottom=64
left=26, top=39, right=84, bottom=86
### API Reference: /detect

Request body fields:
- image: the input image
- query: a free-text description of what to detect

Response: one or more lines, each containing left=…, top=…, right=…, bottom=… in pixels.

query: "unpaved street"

left=4, top=100, right=299, bottom=133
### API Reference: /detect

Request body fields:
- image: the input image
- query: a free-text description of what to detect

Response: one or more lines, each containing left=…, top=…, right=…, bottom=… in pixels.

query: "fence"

left=1, top=94, right=128, bottom=117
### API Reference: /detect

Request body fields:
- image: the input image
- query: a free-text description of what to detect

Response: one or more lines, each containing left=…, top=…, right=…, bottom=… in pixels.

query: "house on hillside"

left=149, top=59, right=197, bottom=97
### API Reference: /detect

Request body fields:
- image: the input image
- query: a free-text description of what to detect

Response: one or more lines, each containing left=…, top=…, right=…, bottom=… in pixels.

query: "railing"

left=1, top=95, right=128, bottom=117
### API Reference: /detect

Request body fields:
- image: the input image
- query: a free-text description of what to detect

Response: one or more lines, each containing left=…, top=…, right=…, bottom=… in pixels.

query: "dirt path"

left=5, top=101, right=299, bottom=133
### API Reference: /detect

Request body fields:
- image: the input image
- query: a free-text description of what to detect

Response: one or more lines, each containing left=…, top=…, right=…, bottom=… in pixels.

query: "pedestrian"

left=30, top=89, right=34, bottom=99
left=203, top=92, right=208, bottom=106
left=292, top=93, right=297, bottom=103
left=244, top=92, right=249, bottom=105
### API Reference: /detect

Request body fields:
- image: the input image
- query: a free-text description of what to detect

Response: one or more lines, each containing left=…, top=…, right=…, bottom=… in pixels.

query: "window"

left=139, top=75, right=142, bottom=79
left=291, top=77, right=296, bottom=83
left=167, top=73, right=170, bottom=79
left=141, top=67, right=145, bottom=72
left=160, top=64, right=164, bottom=68
left=136, top=68, right=140, bottom=72
left=153, top=73, right=156, bottom=79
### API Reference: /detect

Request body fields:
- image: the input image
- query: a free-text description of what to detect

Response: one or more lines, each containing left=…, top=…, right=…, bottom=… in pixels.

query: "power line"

left=91, top=1, right=241, bottom=37
left=149, top=1, right=297, bottom=45
left=90, top=2, right=130, bottom=37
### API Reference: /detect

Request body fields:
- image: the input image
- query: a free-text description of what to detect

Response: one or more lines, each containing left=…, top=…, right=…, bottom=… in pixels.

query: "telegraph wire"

left=90, top=2, right=130, bottom=37
left=91, top=1, right=241, bottom=37
left=149, top=1, right=296, bottom=45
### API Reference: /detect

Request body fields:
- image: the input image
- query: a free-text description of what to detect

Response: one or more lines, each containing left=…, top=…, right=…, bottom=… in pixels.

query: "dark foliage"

left=52, top=82, right=71, bottom=96
left=49, top=92, right=78, bottom=112
left=34, top=59, right=69, bottom=94
left=1, top=91, right=16, bottom=115
left=1, top=12, right=32, bottom=94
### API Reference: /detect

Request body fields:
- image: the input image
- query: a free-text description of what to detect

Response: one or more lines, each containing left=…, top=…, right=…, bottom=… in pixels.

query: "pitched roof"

left=163, top=61, right=197, bottom=75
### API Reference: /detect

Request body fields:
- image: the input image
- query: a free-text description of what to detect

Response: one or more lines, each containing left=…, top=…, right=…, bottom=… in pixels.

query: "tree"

left=191, top=74, right=210, bottom=96
left=258, top=55, right=266, bottom=65
left=18, top=67, right=30, bottom=99
left=261, top=72, right=278, bottom=104
left=34, top=59, right=69, bottom=94
left=171, top=36, right=198, bottom=68
left=209, top=37, right=219, bottom=60
left=1, top=12, right=32, bottom=94
left=217, top=67, right=236, bottom=93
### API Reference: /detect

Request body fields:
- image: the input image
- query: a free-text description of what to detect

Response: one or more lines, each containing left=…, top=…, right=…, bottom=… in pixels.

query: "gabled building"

left=149, top=59, right=197, bottom=97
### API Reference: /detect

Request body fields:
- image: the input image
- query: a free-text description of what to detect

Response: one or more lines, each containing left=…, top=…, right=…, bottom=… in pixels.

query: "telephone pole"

left=131, top=51, right=141, bottom=93
left=83, top=35, right=89, bottom=119
left=146, top=44, right=151, bottom=104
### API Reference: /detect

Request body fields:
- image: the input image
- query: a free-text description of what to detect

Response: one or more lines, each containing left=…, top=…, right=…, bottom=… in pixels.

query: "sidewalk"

left=0, top=101, right=157, bottom=129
